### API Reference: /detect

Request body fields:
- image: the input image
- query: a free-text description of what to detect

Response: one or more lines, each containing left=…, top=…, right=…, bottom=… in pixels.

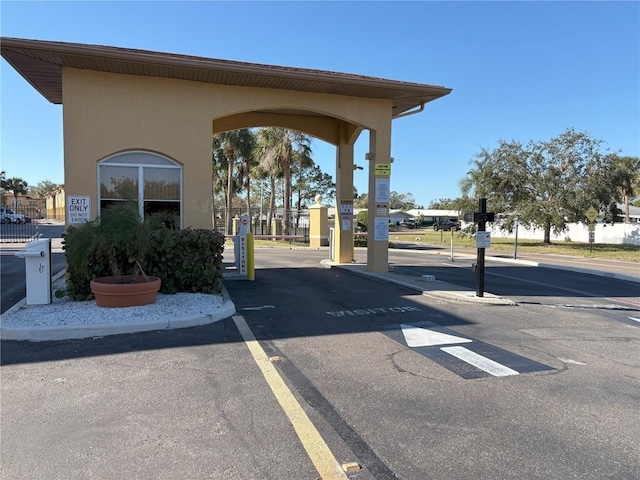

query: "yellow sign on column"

left=374, top=164, right=391, bottom=176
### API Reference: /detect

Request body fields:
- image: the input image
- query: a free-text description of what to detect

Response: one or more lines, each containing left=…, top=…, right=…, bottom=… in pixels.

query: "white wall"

left=487, top=222, right=640, bottom=245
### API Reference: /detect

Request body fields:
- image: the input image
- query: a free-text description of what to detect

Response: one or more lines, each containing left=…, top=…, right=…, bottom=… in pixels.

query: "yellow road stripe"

left=232, top=315, right=348, bottom=480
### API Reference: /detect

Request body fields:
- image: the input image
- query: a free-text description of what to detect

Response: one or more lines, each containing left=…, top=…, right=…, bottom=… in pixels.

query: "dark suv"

left=433, top=218, right=461, bottom=231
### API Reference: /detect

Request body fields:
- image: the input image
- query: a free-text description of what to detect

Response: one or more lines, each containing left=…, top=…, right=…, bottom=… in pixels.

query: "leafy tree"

left=354, top=193, right=368, bottom=209
left=4, top=177, right=28, bottom=207
left=356, top=210, right=368, bottom=231
left=608, top=155, right=640, bottom=223
left=29, top=180, right=59, bottom=199
left=292, top=163, right=335, bottom=210
left=389, top=191, right=420, bottom=210
left=428, top=198, right=457, bottom=209
left=461, top=128, right=622, bottom=243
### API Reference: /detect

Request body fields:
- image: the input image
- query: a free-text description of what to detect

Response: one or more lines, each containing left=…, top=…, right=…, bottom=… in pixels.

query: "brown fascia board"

left=1, top=48, right=63, bottom=103
left=1, top=37, right=452, bottom=107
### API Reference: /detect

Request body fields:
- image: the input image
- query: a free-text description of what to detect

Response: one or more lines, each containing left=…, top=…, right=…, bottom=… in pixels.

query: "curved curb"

left=330, top=263, right=515, bottom=306
left=1, top=286, right=237, bottom=342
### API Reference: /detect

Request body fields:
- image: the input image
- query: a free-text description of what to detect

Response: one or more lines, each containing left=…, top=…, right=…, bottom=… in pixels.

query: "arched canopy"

left=2, top=37, right=451, bottom=273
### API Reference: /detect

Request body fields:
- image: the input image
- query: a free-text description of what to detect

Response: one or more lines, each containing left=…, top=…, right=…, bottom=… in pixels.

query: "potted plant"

left=64, top=201, right=164, bottom=307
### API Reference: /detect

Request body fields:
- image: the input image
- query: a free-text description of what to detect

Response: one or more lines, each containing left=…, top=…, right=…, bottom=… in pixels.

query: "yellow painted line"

left=232, top=315, right=348, bottom=480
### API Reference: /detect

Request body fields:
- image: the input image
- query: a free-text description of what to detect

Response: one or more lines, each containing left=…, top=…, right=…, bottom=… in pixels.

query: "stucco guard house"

left=1, top=37, right=451, bottom=272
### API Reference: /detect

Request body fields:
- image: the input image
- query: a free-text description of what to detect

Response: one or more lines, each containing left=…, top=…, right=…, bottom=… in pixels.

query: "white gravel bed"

left=1, top=276, right=225, bottom=327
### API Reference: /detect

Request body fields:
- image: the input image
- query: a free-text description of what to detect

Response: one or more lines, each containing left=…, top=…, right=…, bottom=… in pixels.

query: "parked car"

left=0, top=207, right=26, bottom=224
left=398, top=218, right=417, bottom=228
left=433, top=218, right=461, bottom=231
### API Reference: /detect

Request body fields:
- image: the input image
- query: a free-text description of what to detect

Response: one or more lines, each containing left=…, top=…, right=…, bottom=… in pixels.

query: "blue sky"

left=1, top=1, right=638, bottom=208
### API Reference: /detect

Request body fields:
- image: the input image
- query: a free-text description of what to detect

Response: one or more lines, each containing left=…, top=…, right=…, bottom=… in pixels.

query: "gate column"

left=366, top=124, right=392, bottom=273
left=333, top=123, right=355, bottom=263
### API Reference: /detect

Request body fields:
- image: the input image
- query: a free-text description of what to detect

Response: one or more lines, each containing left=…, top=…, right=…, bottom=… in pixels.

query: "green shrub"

left=354, top=237, right=368, bottom=247
left=62, top=227, right=226, bottom=300
left=356, top=210, right=368, bottom=232
left=146, top=228, right=225, bottom=295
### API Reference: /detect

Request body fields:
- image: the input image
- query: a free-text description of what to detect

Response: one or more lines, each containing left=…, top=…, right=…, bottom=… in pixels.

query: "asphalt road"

left=1, top=248, right=639, bottom=479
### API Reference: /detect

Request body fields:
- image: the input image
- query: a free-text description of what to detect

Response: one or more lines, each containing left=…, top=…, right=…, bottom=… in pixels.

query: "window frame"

left=97, top=151, right=183, bottom=227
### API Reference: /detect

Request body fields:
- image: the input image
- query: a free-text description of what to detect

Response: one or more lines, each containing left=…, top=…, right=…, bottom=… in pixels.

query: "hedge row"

left=62, top=227, right=226, bottom=300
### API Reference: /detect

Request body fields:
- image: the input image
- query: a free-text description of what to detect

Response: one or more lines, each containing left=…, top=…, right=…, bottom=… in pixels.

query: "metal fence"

left=214, top=207, right=310, bottom=243
left=0, top=205, right=43, bottom=243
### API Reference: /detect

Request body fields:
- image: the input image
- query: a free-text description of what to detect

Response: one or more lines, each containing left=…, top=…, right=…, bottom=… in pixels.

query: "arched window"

left=98, top=151, right=182, bottom=226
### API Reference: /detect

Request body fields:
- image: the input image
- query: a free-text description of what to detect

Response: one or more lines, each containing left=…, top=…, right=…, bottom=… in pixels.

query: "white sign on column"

left=375, top=178, right=390, bottom=202
left=67, top=196, right=91, bottom=224
left=374, top=217, right=389, bottom=241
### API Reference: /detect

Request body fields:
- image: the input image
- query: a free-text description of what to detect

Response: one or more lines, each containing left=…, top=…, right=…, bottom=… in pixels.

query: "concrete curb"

left=324, top=261, right=516, bottom=306
left=0, top=283, right=237, bottom=342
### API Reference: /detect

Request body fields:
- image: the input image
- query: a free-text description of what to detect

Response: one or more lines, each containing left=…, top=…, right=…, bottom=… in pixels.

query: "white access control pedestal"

left=14, top=238, right=52, bottom=305
left=233, top=215, right=250, bottom=276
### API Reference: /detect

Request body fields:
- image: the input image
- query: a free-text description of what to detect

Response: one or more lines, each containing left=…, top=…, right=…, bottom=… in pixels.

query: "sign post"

left=450, top=226, right=455, bottom=261
left=465, top=198, right=495, bottom=298
left=585, top=206, right=598, bottom=253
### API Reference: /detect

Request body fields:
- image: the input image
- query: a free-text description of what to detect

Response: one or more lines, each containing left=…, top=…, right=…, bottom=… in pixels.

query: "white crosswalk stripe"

left=440, top=346, right=519, bottom=377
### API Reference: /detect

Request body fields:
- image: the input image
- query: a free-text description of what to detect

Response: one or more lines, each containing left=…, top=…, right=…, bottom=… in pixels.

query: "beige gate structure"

left=2, top=38, right=451, bottom=272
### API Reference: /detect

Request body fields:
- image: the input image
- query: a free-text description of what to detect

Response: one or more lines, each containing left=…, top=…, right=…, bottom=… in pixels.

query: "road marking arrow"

left=401, top=324, right=472, bottom=347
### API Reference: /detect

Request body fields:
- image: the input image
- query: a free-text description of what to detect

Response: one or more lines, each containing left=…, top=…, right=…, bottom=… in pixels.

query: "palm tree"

left=254, top=128, right=311, bottom=236
left=611, top=155, right=640, bottom=223
left=0, top=171, right=6, bottom=205
left=212, top=130, right=255, bottom=234
left=5, top=177, right=28, bottom=208
left=291, top=147, right=317, bottom=221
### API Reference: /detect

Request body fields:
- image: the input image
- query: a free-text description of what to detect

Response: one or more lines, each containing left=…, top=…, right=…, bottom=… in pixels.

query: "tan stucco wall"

left=63, top=68, right=393, bottom=230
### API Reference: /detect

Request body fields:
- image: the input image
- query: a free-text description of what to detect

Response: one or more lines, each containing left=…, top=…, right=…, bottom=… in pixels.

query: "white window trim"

left=97, top=151, right=183, bottom=226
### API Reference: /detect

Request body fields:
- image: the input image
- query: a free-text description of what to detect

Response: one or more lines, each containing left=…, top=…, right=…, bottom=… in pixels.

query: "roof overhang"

left=1, top=37, right=451, bottom=117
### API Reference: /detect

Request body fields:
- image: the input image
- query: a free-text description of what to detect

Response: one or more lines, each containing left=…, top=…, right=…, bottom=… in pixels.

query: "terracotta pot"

left=90, top=276, right=161, bottom=308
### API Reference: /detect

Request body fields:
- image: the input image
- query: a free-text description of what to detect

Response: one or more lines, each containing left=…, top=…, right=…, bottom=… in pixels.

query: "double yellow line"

left=233, top=315, right=349, bottom=479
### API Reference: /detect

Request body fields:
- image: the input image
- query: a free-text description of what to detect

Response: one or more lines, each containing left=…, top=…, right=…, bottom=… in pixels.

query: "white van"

left=0, top=207, right=26, bottom=224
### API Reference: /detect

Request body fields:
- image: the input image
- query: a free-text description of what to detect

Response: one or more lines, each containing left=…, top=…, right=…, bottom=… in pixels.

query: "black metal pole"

left=476, top=198, right=486, bottom=297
